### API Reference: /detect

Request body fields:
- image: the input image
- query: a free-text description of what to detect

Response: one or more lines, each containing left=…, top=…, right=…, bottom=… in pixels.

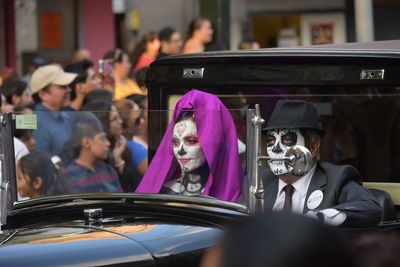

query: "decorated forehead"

left=267, top=128, right=300, bottom=136
left=173, top=117, right=197, bottom=137
left=173, top=109, right=196, bottom=134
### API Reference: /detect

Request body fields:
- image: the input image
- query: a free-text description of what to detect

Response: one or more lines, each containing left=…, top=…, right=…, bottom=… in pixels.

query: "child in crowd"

left=0, top=80, right=32, bottom=112
left=61, top=112, right=123, bottom=193
left=16, top=151, right=68, bottom=199
left=82, top=89, right=113, bottom=107
left=14, top=129, right=36, bottom=153
left=82, top=101, right=142, bottom=192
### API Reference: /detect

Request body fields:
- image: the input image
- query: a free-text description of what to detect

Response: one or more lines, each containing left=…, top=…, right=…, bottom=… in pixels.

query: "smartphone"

left=98, top=59, right=114, bottom=74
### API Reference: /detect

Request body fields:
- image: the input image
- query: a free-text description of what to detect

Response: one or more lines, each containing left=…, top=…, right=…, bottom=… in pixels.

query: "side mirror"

left=284, top=145, right=313, bottom=176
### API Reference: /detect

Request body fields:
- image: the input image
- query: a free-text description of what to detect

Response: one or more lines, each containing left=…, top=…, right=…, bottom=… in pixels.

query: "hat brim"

left=31, top=65, right=78, bottom=94
left=52, top=72, right=77, bottom=86
left=262, top=125, right=325, bottom=137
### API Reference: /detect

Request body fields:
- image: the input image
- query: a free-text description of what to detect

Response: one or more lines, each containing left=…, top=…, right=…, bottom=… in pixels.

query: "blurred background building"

left=1, top=0, right=400, bottom=75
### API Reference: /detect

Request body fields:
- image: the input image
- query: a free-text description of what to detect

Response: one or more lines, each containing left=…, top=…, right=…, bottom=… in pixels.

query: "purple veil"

left=135, top=90, right=244, bottom=202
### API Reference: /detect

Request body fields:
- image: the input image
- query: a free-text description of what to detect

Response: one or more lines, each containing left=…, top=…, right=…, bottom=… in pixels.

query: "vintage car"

left=146, top=39, right=400, bottom=220
left=1, top=40, right=400, bottom=266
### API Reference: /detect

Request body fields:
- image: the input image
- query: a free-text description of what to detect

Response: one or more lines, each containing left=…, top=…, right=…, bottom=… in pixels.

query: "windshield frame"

left=1, top=113, right=18, bottom=228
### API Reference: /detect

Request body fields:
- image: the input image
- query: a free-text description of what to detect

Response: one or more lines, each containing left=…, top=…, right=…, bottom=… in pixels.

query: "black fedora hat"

left=263, top=100, right=325, bottom=136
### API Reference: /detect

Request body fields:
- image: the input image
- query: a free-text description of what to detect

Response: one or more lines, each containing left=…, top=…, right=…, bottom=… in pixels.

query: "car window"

left=162, top=86, right=400, bottom=184
left=9, top=107, right=249, bottom=204
left=5, top=85, right=400, bottom=208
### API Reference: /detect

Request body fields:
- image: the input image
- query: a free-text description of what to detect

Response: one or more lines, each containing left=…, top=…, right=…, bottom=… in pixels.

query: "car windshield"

left=2, top=85, right=400, bottom=209
left=5, top=106, right=249, bottom=203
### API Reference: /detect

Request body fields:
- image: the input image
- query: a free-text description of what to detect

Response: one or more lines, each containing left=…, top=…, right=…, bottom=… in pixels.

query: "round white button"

left=307, top=190, right=324, bottom=210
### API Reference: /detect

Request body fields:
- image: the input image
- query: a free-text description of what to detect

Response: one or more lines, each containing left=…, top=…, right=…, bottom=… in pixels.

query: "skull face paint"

left=172, top=118, right=206, bottom=172
left=266, top=129, right=305, bottom=175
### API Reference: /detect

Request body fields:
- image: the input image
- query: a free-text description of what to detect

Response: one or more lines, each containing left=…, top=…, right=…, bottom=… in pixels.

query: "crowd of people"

left=0, top=17, right=220, bottom=200
left=9, top=62, right=148, bottom=197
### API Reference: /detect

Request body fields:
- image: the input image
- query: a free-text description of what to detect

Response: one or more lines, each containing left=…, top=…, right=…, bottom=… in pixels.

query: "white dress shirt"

left=273, top=164, right=346, bottom=226
left=273, top=164, right=316, bottom=214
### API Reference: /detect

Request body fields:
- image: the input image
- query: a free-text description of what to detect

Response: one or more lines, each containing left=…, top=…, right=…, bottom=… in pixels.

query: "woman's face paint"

left=172, top=118, right=206, bottom=172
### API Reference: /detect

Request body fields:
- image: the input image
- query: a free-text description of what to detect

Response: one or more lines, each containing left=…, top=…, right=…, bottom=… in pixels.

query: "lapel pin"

left=307, top=190, right=323, bottom=210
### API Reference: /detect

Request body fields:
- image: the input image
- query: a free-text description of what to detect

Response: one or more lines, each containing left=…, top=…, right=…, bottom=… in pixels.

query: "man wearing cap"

left=263, top=100, right=381, bottom=228
left=31, top=65, right=77, bottom=154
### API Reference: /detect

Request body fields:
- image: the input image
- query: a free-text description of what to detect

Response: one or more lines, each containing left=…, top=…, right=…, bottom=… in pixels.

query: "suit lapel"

left=303, top=163, right=327, bottom=213
left=264, top=177, right=278, bottom=212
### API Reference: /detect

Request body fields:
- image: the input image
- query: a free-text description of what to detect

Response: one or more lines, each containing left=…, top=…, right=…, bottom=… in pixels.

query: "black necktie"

left=283, top=184, right=295, bottom=212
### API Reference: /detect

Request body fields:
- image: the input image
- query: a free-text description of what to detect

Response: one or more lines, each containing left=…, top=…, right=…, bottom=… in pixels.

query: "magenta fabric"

left=135, top=90, right=244, bottom=202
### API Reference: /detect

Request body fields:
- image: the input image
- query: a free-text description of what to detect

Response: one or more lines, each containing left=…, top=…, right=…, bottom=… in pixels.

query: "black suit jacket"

left=263, top=162, right=382, bottom=228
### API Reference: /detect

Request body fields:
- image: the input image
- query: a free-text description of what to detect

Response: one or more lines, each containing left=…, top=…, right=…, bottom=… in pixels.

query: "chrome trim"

left=0, top=230, right=18, bottom=244
left=11, top=193, right=248, bottom=214
left=84, top=208, right=103, bottom=219
left=247, top=105, right=265, bottom=215
left=360, top=69, right=385, bottom=80
left=0, top=181, right=9, bottom=230
left=84, top=208, right=103, bottom=225
left=183, top=68, right=204, bottom=79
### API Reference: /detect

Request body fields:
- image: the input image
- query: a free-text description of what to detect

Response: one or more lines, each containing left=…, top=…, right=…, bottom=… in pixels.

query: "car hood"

left=0, top=221, right=221, bottom=267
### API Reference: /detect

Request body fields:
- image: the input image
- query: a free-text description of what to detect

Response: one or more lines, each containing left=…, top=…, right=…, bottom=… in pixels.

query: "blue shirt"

left=33, top=104, right=75, bottom=154
left=63, top=160, right=122, bottom=193
left=126, top=140, right=147, bottom=167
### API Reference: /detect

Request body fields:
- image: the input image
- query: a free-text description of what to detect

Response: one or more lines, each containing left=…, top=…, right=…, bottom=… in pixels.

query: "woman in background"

left=131, top=32, right=160, bottom=72
left=103, top=49, right=143, bottom=100
left=115, top=99, right=148, bottom=176
left=182, top=18, right=213, bottom=54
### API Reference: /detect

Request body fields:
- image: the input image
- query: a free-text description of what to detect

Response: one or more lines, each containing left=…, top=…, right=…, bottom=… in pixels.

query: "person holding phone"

left=102, top=49, right=144, bottom=100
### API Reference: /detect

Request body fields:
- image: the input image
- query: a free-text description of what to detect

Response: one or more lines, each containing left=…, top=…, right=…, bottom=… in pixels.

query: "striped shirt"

left=63, top=161, right=122, bottom=193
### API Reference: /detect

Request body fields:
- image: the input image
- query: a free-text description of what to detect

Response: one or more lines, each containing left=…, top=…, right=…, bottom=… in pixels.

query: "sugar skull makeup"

left=172, top=118, right=206, bottom=172
left=266, top=129, right=305, bottom=176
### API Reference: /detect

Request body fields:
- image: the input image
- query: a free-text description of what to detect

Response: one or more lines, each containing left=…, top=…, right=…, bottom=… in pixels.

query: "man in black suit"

left=263, top=100, right=381, bottom=227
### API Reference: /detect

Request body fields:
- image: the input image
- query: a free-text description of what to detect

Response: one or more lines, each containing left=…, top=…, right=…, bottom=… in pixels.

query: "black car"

left=147, top=39, right=400, bottom=223
left=1, top=40, right=400, bottom=266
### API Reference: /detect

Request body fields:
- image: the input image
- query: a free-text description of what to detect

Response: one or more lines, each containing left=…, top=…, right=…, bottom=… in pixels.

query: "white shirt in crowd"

left=0, top=138, right=29, bottom=229
left=14, top=137, right=29, bottom=201
left=14, top=137, right=29, bottom=162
